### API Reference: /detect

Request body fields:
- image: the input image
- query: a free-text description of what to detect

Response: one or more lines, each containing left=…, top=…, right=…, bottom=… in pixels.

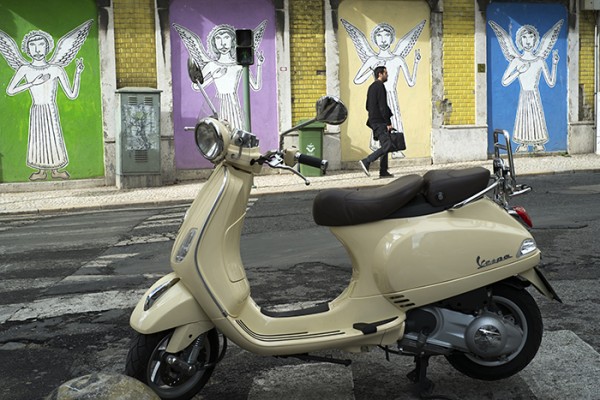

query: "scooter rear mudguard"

left=130, top=272, right=215, bottom=351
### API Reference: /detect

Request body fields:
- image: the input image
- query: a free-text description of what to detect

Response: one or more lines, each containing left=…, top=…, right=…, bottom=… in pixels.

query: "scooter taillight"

left=512, top=206, right=533, bottom=228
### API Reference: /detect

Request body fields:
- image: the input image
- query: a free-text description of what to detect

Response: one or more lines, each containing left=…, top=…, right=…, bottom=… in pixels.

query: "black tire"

left=445, top=284, right=543, bottom=381
left=125, top=328, right=219, bottom=400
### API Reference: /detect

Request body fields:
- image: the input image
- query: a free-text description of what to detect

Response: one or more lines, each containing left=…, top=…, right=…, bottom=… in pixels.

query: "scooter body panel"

left=214, top=295, right=406, bottom=356
left=171, top=164, right=252, bottom=321
left=130, top=272, right=214, bottom=335
left=332, top=198, right=539, bottom=306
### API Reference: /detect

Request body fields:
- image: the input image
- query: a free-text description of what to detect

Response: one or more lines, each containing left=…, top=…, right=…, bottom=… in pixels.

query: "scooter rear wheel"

left=125, top=328, right=219, bottom=400
left=445, top=284, right=543, bottom=381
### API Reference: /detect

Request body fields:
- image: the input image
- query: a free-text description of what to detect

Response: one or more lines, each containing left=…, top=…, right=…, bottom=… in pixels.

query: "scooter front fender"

left=130, top=272, right=214, bottom=337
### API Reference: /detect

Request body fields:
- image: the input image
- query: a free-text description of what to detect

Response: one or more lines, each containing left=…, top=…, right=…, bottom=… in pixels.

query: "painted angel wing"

left=392, top=20, right=426, bottom=58
left=49, top=19, right=93, bottom=67
left=488, top=20, right=520, bottom=62
left=340, top=18, right=376, bottom=63
left=0, top=29, right=27, bottom=70
left=172, top=23, right=213, bottom=67
left=535, top=19, right=563, bottom=59
left=253, top=20, right=267, bottom=49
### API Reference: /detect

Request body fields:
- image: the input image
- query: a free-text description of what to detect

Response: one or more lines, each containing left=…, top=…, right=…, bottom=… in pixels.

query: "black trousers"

left=365, top=124, right=391, bottom=173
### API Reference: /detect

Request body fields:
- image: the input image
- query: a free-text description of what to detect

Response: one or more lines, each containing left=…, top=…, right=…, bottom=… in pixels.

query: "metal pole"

left=594, top=11, right=600, bottom=154
left=243, top=65, right=251, bottom=131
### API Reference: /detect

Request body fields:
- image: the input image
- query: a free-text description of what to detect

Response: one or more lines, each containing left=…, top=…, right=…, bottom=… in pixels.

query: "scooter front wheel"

left=445, top=284, right=543, bottom=381
left=125, top=328, right=219, bottom=400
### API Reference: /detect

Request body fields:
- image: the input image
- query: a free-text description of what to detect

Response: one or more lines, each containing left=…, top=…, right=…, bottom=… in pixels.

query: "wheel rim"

left=147, top=332, right=212, bottom=396
left=464, top=295, right=528, bottom=367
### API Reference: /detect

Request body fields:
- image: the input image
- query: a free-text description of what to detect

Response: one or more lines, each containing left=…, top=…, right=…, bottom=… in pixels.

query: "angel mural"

left=489, top=19, right=563, bottom=152
left=341, top=19, right=425, bottom=156
left=173, top=21, right=267, bottom=130
left=0, top=20, right=92, bottom=181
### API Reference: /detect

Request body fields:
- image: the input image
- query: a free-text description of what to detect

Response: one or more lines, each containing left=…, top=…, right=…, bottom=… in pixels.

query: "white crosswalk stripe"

left=133, top=218, right=183, bottom=229
left=0, top=289, right=146, bottom=323
left=146, top=212, right=187, bottom=220
left=115, top=233, right=176, bottom=246
left=521, top=330, right=600, bottom=400
left=134, top=210, right=186, bottom=229
left=78, top=253, right=140, bottom=269
left=0, top=277, right=61, bottom=292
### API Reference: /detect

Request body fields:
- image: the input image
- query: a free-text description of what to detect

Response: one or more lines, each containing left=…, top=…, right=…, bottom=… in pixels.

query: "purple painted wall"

left=170, top=0, right=278, bottom=169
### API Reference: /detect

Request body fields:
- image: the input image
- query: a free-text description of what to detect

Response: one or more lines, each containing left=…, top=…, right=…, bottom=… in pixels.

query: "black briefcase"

left=389, top=129, right=406, bottom=151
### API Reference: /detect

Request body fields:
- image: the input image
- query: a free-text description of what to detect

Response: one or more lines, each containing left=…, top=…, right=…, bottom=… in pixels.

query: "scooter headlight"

left=195, top=118, right=225, bottom=161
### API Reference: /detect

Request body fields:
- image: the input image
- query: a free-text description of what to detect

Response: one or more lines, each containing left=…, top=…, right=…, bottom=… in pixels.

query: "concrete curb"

left=1, top=154, right=599, bottom=216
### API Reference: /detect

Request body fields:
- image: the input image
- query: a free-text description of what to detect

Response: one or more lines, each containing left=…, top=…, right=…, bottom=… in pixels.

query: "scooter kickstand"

left=407, top=354, right=456, bottom=400
left=407, top=354, right=434, bottom=397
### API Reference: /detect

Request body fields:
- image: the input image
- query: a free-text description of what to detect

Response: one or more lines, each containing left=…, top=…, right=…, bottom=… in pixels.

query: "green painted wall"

left=0, top=0, right=103, bottom=183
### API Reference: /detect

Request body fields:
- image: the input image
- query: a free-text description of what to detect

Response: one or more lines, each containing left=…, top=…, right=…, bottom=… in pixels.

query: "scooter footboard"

left=130, top=272, right=215, bottom=338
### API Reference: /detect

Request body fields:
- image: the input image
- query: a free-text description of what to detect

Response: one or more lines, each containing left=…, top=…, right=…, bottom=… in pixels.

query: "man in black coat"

left=359, top=65, right=394, bottom=178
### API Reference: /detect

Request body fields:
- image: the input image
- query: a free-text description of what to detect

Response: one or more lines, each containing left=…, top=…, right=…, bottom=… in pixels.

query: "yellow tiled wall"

left=442, top=0, right=475, bottom=125
left=289, top=0, right=327, bottom=124
left=579, top=11, right=595, bottom=121
left=113, top=0, right=157, bottom=88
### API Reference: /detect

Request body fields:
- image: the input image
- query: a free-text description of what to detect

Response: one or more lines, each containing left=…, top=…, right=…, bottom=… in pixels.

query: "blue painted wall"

left=487, top=3, right=568, bottom=154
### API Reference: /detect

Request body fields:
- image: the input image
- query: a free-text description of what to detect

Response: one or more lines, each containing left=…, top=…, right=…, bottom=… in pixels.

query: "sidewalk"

left=1, top=153, right=599, bottom=216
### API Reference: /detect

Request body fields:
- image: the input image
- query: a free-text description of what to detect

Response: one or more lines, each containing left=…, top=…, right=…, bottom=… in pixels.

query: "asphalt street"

left=0, top=172, right=599, bottom=399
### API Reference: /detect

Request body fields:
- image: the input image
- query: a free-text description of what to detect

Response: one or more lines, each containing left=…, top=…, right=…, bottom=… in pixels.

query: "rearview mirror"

left=279, top=95, right=348, bottom=150
left=187, top=58, right=204, bottom=84
left=315, top=96, right=347, bottom=125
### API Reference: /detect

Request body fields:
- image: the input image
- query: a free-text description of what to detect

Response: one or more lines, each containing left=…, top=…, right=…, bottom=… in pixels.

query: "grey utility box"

left=116, top=87, right=162, bottom=189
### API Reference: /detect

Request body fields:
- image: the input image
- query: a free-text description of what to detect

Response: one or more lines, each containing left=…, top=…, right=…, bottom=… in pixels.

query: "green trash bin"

left=298, top=120, right=325, bottom=176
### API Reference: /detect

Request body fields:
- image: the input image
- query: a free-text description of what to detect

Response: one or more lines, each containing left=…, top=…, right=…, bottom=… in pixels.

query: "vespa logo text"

left=476, top=254, right=513, bottom=269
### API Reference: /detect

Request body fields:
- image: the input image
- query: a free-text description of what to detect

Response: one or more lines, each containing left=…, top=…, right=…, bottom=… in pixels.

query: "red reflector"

left=513, top=206, right=533, bottom=228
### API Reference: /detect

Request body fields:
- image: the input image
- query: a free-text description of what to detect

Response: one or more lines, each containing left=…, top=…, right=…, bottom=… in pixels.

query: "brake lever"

left=261, top=152, right=311, bottom=186
left=281, top=166, right=311, bottom=186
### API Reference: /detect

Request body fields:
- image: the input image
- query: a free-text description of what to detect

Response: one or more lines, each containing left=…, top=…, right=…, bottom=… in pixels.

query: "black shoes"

left=360, top=160, right=394, bottom=178
left=359, top=159, right=371, bottom=177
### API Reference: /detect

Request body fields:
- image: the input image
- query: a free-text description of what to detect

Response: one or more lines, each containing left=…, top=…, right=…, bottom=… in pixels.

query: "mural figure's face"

left=214, top=30, right=234, bottom=55
left=520, top=30, right=537, bottom=51
left=28, top=37, right=48, bottom=60
left=374, top=28, right=393, bottom=51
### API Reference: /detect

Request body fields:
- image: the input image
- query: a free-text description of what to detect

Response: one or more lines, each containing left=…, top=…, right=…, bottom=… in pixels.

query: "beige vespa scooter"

left=126, top=62, right=561, bottom=400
